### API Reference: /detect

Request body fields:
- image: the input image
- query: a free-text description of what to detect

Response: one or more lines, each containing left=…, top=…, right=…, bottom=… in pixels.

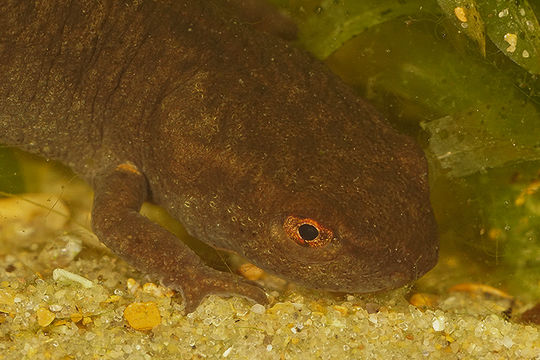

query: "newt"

left=0, top=0, right=438, bottom=312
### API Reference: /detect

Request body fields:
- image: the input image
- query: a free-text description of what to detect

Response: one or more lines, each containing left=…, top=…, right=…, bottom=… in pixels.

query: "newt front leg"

left=90, top=162, right=268, bottom=313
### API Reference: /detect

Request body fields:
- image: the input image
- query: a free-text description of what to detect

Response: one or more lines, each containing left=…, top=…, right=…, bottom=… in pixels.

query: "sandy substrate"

left=0, top=191, right=538, bottom=360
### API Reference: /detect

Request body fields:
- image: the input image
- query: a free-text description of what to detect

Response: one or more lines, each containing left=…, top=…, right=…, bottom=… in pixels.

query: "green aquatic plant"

left=271, top=0, right=540, bottom=298
left=438, top=0, right=540, bottom=74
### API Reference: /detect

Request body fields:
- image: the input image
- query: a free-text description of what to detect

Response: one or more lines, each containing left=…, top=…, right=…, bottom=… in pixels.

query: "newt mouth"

left=297, top=243, right=439, bottom=294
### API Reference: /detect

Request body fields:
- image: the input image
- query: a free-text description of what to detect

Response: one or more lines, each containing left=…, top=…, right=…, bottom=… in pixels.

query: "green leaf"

left=322, top=16, right=540, bottom=178
left=438, top=0, right=540, bottom=74
left=422, top=101, right=540, bottom=178
left=293, top=0, right=438, bottom=59
left=437, top=0, right=486, bottom=56
left=480, top=0, right=540, bottom=74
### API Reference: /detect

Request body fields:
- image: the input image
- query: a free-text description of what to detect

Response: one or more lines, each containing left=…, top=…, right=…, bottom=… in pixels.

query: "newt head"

left=237, top=122, right=439, bottom=293
left=199, top=61, right=439, bottom=292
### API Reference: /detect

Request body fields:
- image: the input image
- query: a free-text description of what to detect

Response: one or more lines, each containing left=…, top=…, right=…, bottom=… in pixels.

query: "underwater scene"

left=0, top=0, right=539, bottom=358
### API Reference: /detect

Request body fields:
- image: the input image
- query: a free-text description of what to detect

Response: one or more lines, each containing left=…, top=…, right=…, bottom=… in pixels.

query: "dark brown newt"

left=0, top=0, right=438, bottom=312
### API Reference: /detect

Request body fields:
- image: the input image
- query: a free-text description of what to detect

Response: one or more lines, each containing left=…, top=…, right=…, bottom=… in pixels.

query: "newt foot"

left=177, top=269, right=268, bottom=313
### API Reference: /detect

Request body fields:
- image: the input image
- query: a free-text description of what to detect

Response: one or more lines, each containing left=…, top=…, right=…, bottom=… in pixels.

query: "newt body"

left=0, top=0, right=438, bottom=311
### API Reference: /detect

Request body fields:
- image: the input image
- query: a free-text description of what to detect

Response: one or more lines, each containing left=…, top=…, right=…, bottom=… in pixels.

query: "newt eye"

left=283, top=215, right=333, bottom=247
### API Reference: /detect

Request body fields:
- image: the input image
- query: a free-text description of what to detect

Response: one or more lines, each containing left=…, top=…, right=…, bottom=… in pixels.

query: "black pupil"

left=298, top=223, right=319, bottom=241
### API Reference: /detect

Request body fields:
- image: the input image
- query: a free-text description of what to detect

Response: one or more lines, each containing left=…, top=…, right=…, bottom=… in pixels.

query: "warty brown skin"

left=0, top=0, right=438, bottom=312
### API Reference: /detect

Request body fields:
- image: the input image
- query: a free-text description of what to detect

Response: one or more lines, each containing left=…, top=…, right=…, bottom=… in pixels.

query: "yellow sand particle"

left=504, top=33, right=517, bottom=52
left=309, top=301, right=327, bottom=314
left=124, top=302, right=161, bottom=330
left=142, top=283, right=161, bottom=297
left=454, top=7, right=467, bottom=22
left=333, top=305, right=348, bottom=316
left=36, top=307, right=56, bottom=327
left=238, top=263, right=264, bottom=281
left=141, top=282, right=173, bottom=297
left=0, top=289, right=15, bottom=306
left=409, top=293, right=439, bottom=308
left=126, top=278, right=140, bottom=294
left=105, top=295, right=122, bottom=303
left=70, top=313, right=83, bottom=323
